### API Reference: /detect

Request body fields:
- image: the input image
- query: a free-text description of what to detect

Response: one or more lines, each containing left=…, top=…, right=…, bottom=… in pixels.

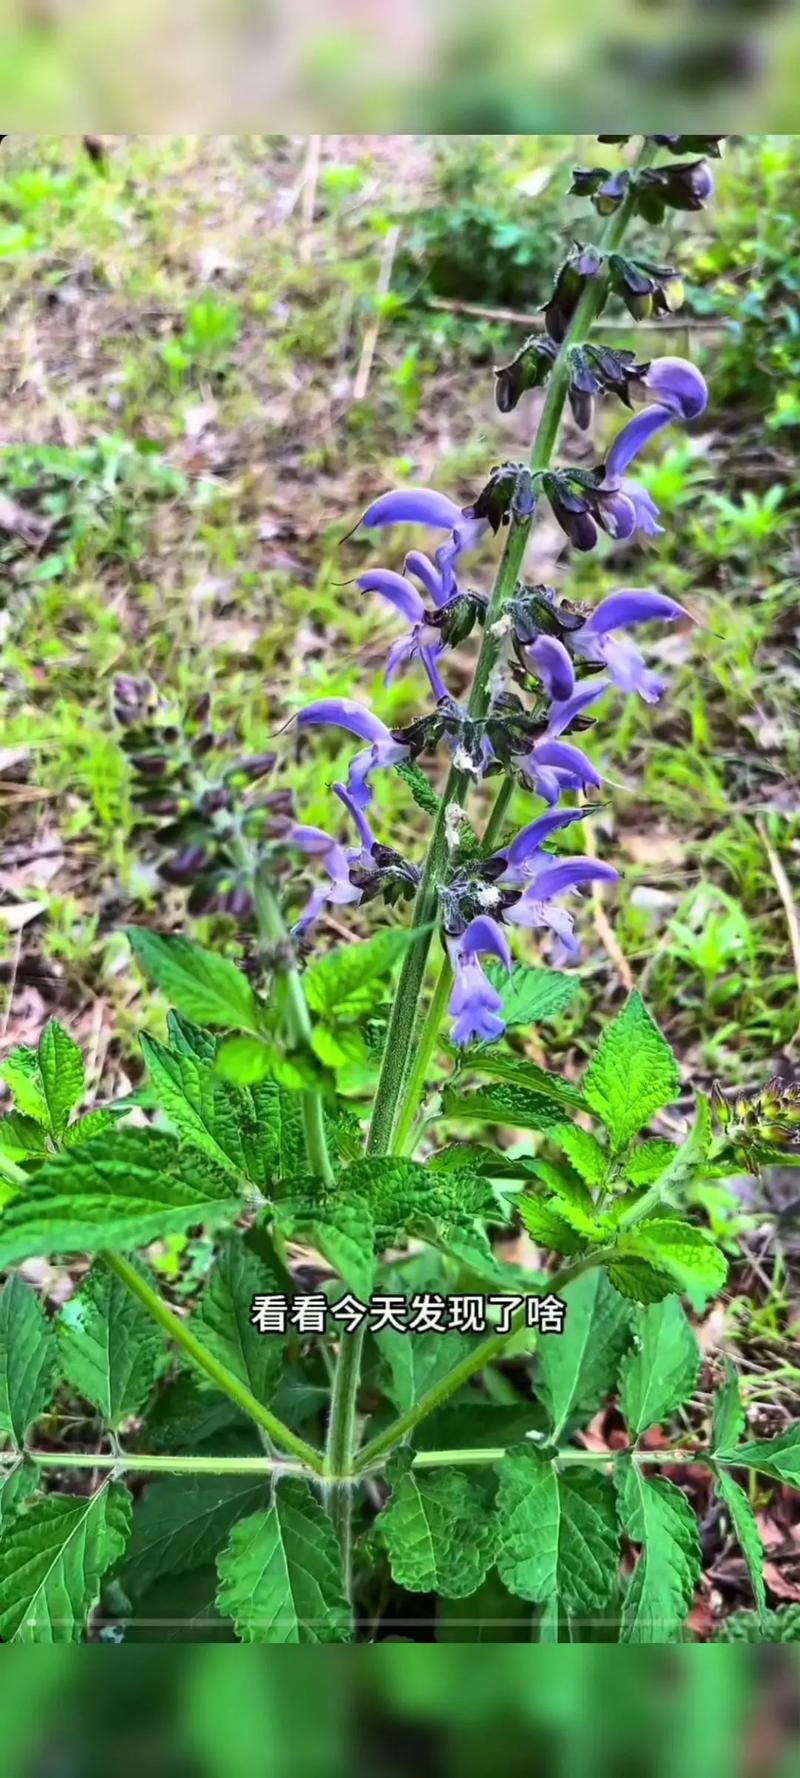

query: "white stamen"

left=453, top=746, right=481, bottom=776
left=477, top=884, right=501, bottom=908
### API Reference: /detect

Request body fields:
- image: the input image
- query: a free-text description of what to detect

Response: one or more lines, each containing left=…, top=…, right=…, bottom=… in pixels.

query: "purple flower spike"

left=362, top=486, right=464, bottom=533
left=516, top=737, right=602, bottom=806
left=527, top=635, right=575, bottom=702
left=358, top=569, right=427, bottom=626
left=601, top=358, right=708, bottom=531
left=505, top=855, right=619, bottom=963
left=447, top=914, right=511, bottom=1048
left=298, top=698, right=409, bottom=809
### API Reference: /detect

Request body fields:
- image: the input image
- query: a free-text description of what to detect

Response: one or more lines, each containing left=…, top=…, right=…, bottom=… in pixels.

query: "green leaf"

left=167, top=1011, right=218, bottom=1064
left=0, top=1114, right=49, bottom=1160
left=0, top=1483, right=132, bottom=1642
left=38, top=1020, right=85, bottom=1139
left=276, top=1197, right=376, bottom=1298
left=711, top=1361, right=746, bottom=1452
left=548, top=1124, right=608, bottom=1188
left=583, top=993, right=680, bottom=1150
left=126, top=929, right=260, bottom=1033
left=496, top=1448, right=618, bottom=1617
left=214, top=1035, right=273, bottom=1086
left=0, top=1277, right=58, bottom=1447
left=0, top=1046, right=49, bottom=1124
left=626, top=1098, right=712, bottom=1214
left=517, top=1198, right=586, bottom=1255
left=624, top=1140, right=678, bottom=1187
left=717, top=1427, right=800, bottom=1487
left=714, top=1469, right=766, bottom=1625
left=376, top=1328, right=474, bottom=1416
left=123, top=1473, right=268, bottom=1597
left=0, top=1461, right=40, bottom=1531
left=607, top=1258, right=678, bottom=1304
left=55, top=1261, right=163, bottom=1428
left=618, top=1298, right=699, bottom=1437
left=0, top=1129, right=241, bottom=1267
left=303, top=927, right=424, bottom=1025
left=438, top=1568, right=534, bottom=1642
left=538, top=1269, right=632, bottom=1439
left=461, top=1049, right=584, bottom=1109
left=215, top=1486, right=351, bottom=1643
left=193, top=1240, right=283, bottom=1407
left=616, top=1463, right=701, bottom=1643
left=614, top=1218, right=727, bottom=1299
left=62, top=1110, right=116, bottom=1148
left=396, top=758, right=440, bottom=815
left=141, top=1035, right=279, bottom=1186
left=484, top=962, right=581, bottom=1027
left=441, top=1083, right=566, bottom=1133
left=714, top=1605, right=800, bottom=1643
left=378, top=1463, right=495, bottom=1599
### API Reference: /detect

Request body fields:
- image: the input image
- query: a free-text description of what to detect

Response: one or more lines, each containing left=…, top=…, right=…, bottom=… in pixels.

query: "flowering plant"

left=0, top=136, right=797, bottom=1645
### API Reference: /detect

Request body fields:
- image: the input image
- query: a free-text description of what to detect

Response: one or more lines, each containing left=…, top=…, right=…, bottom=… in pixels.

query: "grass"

left=1, top=133, right=799, bottom=1118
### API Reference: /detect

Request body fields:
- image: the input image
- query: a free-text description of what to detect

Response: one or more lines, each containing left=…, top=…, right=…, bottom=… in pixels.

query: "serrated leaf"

left=126, top=929, right=260, bottom=1033
left=485, top=962, right=580, bottom=1027
left=548, top=1124, right=608, bottom=1187
left=378, top=1465, right=495, bottom=1599
left=167, top=1012, right=218, bottom=1064
left=614, top=1218, right=727, bottom=1298
left=717, top=1427, right=800, bottom=1487
left=538, top=1269, right=632, bottom=1438
left=461, top=1049, right=585, bottom=1109
left=62, top=1110, right=116, bottom=1148
left=0, top=1046, right=49, bottom=1124
left=141, top=1035, right=277, bottom=1185
left=619, top=1298, right=699, bottom=1437
left=275, top=1192, right=376, bottom=1298
left=193, top=1240, right=283, bottom=1407
left=616, top=1463, right=701, bottom=1643
left=626, top=1098, right=712, bottom=1216
left=376, top=1328, right=474, bottom=1416
left=0, top=1277, right=58, bottom=1447
left=714, top=1605, right=800, bottom=1643
left=215, top=1486, right=350, bottom=1643
left=55, top=1261, right=163, bottom=1428
left=396, top=758, right=440, bottom=814
left=714, top=1469, right=766, bottom=1625
left=123, top=1473, right=268, bottom=1597
left=38, top=1020, right=85, bottom=1139
left=0, top=1483, right=132, bottom=1642
left=583, top=994, right=680, bottom=1150
left=0, top=1129, right=241, bottom=1267
left=625, top=1140, right=678, bottom=1187
left=303, top=927, right=424, bottom=1024
left=496, top=1448, right=618, bottom=1617
left=0, top=1114, right=49, bottom=1160
left=607, top=1258, right=676, bottom=1304
left=0, top=1461, right=40, bottom=1530
left=711, top=1361, right=745, bottom=1452
left=214, top=1035, right=272, bottom=1086
left=517, top=1197, right=586, bottom=1254
left=441, top=1083, right=566, bottom=1133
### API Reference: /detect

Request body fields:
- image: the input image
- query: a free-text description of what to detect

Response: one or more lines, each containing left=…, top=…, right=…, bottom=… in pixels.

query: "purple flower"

left=524, top=635, right=610, bottom=732
left=358, top=568, right=446, bottom=698
left=446, top=914, right=511, bottom=1047
left=494, top=806, right=593, bottom=888
left=289, top=784, right=376, bottom=935
left=504, top=855, right=619, bottom=963
left=513, top=736, right=603, bottom=807
left=600, top=358, right=708, bottom=538
left=571, top=588, right=691, bottom=703
left=297, top=699, right=409, bottom=809
left=361, top=484, right=489, bottom=602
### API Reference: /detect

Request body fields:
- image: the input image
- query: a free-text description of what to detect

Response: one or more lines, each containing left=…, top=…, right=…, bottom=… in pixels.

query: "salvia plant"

left=0, top=134, right=798, bottom=1645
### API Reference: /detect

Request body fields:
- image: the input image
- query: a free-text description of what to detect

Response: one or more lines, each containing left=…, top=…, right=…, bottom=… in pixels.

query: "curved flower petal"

left=459, top=914, right=511, bottom=969
left=298, top=698, right=396, bottom=746
left=605, top=406, right=673, bottom=481
left=602, top=636, right=665, bottom=703
left=547, top=677, right=609, bottom=737
left=501, top=806, right=591, bottom=871
left=362, top=487, right=463, bottom=532
left=597, top=491, right=637, bottom=539
left=524, top=857, right=619, bottom=901
left=526, top=635, right=575, bottom=702
left=580, top=589, right=689, bottom=635
left=358, top=569, right=426, bottom=625
left=532, top=739, right=602, bottom=789
left=332, top=781, right=375, bottom=851
left=623, top=479, right=664, bottom=536
left=290, top=823, right=339, bottom=856
left=643, top=357, right=707, bottom=420
left=404, top=550, right=449, bottom=607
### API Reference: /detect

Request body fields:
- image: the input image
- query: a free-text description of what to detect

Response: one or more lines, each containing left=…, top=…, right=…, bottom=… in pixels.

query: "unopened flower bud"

left=160, top=844, right=212, bottom=883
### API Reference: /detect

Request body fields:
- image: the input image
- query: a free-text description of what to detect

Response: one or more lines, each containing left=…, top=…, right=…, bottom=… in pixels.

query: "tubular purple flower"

left=359, top=568, right=446, bottom=692
left=446, top=914, right=511, bottom=1048
left=505, top=856, right=619, bottom=962
left=641, top=357, right=707, bottom=420
left=495, top=806, right=592, bottom=886
left=573, top=589, right=691, bottom=703
left=514, top=737, right=602, bottom=807
left=546, top=676, right=609, bottom=737
left=297, top=698, right=409, bottom=809
left=527, top=636, right=575, bottom=703
left=403, top=550, right=450, bottom=608
left=362, top=487, right=464, bottom=533
left=358, top=569, right=427, bottom=626
left=290, top=823, right=364, bottom=935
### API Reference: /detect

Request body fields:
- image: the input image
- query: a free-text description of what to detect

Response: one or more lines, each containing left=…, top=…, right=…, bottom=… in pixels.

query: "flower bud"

left=160, top=843, right=213, bottom=884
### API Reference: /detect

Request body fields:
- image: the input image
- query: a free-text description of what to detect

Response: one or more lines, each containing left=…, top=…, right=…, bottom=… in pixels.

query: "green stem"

left=406, top=1444, right=700, bottom=1472
left=0, top=1451, right=310, bottom=1478
left=251, top=864, right=334, bottom=1186
left=392, top=952, right=453, bottom=1156
left=0, top=1154, right=325, bottom=1476
left=352, top=1248, right=615, bottom=1475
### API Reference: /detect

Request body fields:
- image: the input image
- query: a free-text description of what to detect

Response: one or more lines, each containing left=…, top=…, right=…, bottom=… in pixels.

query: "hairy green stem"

left=250, top=864, right=334, bottom=1187
left=352, top=1249, right=615, bottom=1474
left=0, top=1442, right=701, bottom=1479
